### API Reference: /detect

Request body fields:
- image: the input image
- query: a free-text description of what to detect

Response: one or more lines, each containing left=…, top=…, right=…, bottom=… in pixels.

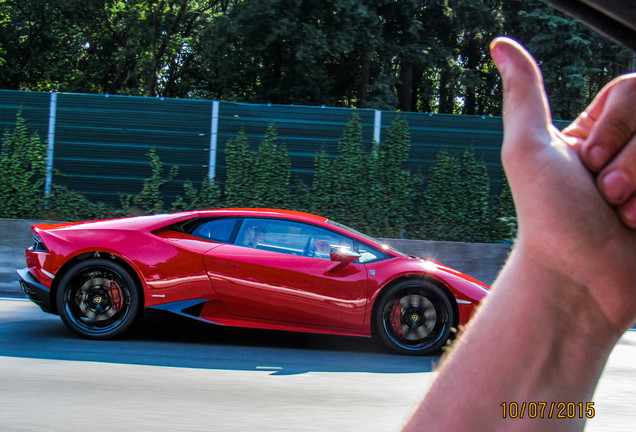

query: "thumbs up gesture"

left=491, top=37, right=636, bottom=335
left=402, top=39, right=636, bottom=432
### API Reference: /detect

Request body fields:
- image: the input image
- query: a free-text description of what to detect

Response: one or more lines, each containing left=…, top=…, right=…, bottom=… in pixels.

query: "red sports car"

left=17, top=208, right=489, bottom=355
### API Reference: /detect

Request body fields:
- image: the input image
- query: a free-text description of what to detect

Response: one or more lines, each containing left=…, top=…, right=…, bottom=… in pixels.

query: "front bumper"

left=17, top=268, right=54, bottom=314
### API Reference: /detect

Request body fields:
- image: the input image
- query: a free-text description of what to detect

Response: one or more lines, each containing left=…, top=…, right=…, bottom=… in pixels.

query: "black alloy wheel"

left=374, top=280, right=454, bottom=355
left=56, top=258, right=140, bottom=339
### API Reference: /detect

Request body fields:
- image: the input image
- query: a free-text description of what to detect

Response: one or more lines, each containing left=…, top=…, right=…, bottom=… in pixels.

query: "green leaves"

left=127, top=148, right=180, bottom=214
left=251, top=124, right=291, bottom=208
left=0, top=1, right=630, bottom=118
left=224, top=129, right=253, bottom=207
left=415, top=146, right=497, bottom=242
left=0, top=111, right=47, bottom=218
left=0, top=111, right=517, bottom=242
left=224, top=123, right=291, bottom=208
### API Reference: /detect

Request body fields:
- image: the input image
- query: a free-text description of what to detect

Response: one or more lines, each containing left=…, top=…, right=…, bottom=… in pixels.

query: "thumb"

left=490, top=37, right=553, bottom=156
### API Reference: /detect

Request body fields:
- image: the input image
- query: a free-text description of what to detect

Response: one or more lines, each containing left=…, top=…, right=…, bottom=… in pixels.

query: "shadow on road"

left=0, top=300, right=438, bottom=375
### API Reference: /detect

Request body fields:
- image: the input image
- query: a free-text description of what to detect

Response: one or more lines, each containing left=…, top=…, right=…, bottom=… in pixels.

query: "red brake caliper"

left=390, top=298, right=403, bottom=338
left=108, top=279, right=123, bottom=311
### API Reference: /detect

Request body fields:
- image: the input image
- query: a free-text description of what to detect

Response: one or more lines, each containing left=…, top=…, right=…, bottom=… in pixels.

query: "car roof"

left=195, top=208, right=329, bottom=224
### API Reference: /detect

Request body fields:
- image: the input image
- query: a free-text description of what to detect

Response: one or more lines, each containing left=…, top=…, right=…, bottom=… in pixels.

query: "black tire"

left=373, top=280, right=455, bottom=355
left=55, top=258, right=140, bottom=339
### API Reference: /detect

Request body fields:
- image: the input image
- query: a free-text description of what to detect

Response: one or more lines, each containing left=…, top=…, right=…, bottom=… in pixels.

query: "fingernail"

left=602, top=170, right=631, bottom=202
left=588, top=146, right=610, bottom=170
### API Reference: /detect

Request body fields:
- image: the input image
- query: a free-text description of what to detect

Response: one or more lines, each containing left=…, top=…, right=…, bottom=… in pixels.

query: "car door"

left=203, top=218, right=368, bottom=330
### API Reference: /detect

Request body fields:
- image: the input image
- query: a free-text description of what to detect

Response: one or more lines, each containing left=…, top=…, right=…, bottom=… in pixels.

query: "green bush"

left=120, top=148, right=179, bottom=215
left=312, top=114, right=370, bottom=228
left=45, top=185, right=121, bottom=221
left=366, top=117, right=419, bottom=237
left=224, top=129, right=254, bottom=207
left=250, top=123, right=291, bottom=208
left=224, top=123, right=292, bottom=208
left=459, top=147, right=493, bottom=243
left=493, top=173, right=517, bottom=241
left=0, top=111, right=518, bottom=242
left=412, top=147, right=495, bottom=242
left=171, top=176, right=222, bottom=212
left=0, top=111, right=47, bottom=218
left=415, top=148, right=464, bottom=241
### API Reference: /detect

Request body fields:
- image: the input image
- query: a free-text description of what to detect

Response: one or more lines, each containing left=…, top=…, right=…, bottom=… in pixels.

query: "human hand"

left=490, top=37, right=636, bottom=335
left=562, top=73, right=636, bottom=227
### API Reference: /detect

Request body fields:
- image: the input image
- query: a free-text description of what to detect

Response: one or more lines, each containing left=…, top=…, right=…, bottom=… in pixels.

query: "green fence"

left=0, top=89, right=571, bottom=206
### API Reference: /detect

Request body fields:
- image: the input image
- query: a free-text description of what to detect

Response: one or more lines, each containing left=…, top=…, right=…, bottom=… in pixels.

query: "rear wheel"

left=374, top=280, right=454, bottom=355
left=56, top=258, right=139, bottom=339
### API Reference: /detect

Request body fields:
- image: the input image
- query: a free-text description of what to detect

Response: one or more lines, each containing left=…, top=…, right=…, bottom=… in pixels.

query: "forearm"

left=401, top=245, right=619, bottom=431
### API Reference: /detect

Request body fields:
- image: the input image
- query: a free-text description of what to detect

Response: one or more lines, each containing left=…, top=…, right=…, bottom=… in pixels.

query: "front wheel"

left=56, top=258, right=140, bottom=339
left=373, top=280, right=455, bottom=355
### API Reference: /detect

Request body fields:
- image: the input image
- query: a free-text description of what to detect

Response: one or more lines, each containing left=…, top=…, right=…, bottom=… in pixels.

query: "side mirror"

left=329, top=246, right=360, bottom=265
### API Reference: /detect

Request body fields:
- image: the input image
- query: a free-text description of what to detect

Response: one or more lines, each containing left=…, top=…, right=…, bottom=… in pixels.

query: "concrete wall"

left=1, top=218, right=511, bottom=298
left=378, top=238, right=510, bottom=286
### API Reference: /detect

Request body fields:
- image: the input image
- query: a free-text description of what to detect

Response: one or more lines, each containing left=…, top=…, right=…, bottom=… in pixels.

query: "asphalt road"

left=1, top=299, right=636, bottom=431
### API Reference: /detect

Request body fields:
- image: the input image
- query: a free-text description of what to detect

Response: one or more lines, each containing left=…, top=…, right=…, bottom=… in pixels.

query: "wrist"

left=510, top=233, right=635, bottom=337
left=497, top=243, right=620, bottom=350
left=482, top=246, right=618, bottom=401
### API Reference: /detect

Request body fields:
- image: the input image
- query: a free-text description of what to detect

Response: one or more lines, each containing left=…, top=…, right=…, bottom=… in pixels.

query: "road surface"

left=1, top=299, right=635, bottom=431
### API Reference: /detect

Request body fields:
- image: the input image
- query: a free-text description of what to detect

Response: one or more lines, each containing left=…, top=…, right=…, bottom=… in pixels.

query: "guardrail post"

left=45, top=92, right=57, bottom=199
left=373, top=109, right=382, bottom=143
left=209, top=100, right=220, bottom=181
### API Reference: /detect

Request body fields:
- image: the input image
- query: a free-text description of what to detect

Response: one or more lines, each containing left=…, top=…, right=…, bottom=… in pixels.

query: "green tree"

left=0, top=1, right=235, bottom=96
left=328, top=114, right=369, bottom=228
left=459, top=147, right=492, bottom=242
left=121, top=148, right=179, bottom=214
left=367, top=117, right=418, bottom=237
left=250, top=123, right=291, bottom=208
left=0, top=111, right=47, bottom=218
left=196, top=0, right=383, bottom=105
left=223, top=129, right=253, bottom=207
left=416, top=149, right=464, bottom=241
left=502, top=0, right=632, bottom=119
left=171, top=175, right=222, bottom=211
left=414, top=147, right=495, bottom=242
left=223, top=124, right=291, bottom=208
left=309, top=148, right=334, bottom=216
left=46, top=185, right=120, bottom=221
left=493, top=173, right=517, bottom=241
left=1, top=1, right=630, bottom=114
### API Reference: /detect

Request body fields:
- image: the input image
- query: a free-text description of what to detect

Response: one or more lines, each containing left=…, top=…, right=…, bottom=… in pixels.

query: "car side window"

left=235, top=218, right=353, bottom=260
left=356, top=242, right=390, bottom=264
left=191, top=218, right=239, bottom=243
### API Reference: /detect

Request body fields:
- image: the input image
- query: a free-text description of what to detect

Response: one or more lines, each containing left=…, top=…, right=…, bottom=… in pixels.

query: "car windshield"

left=326, top=219, right=408, bottom=257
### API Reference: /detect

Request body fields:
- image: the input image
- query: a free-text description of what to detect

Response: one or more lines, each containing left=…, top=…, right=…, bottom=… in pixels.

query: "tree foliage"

left=414, top=147, right=494, bottom=242
left=0, top=0, right=630, bottom=119
left=366, top=117, right=419, bottom=237
left=121, top=148, right=179, bottom=214
left=171, top=175, right=222, bottom=212
left=327, top=114, right=370, bottom=227
left=1, top=109, right=518, bottom=242
left=0, top=111, right=47, bottom=218
left=223, top=129, right=254, bottom=207
left=251, top=124, right=291, bottom=208
left=417, top=148, right=464, bottom=241
left=224, top=123, right=292, bottom=208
